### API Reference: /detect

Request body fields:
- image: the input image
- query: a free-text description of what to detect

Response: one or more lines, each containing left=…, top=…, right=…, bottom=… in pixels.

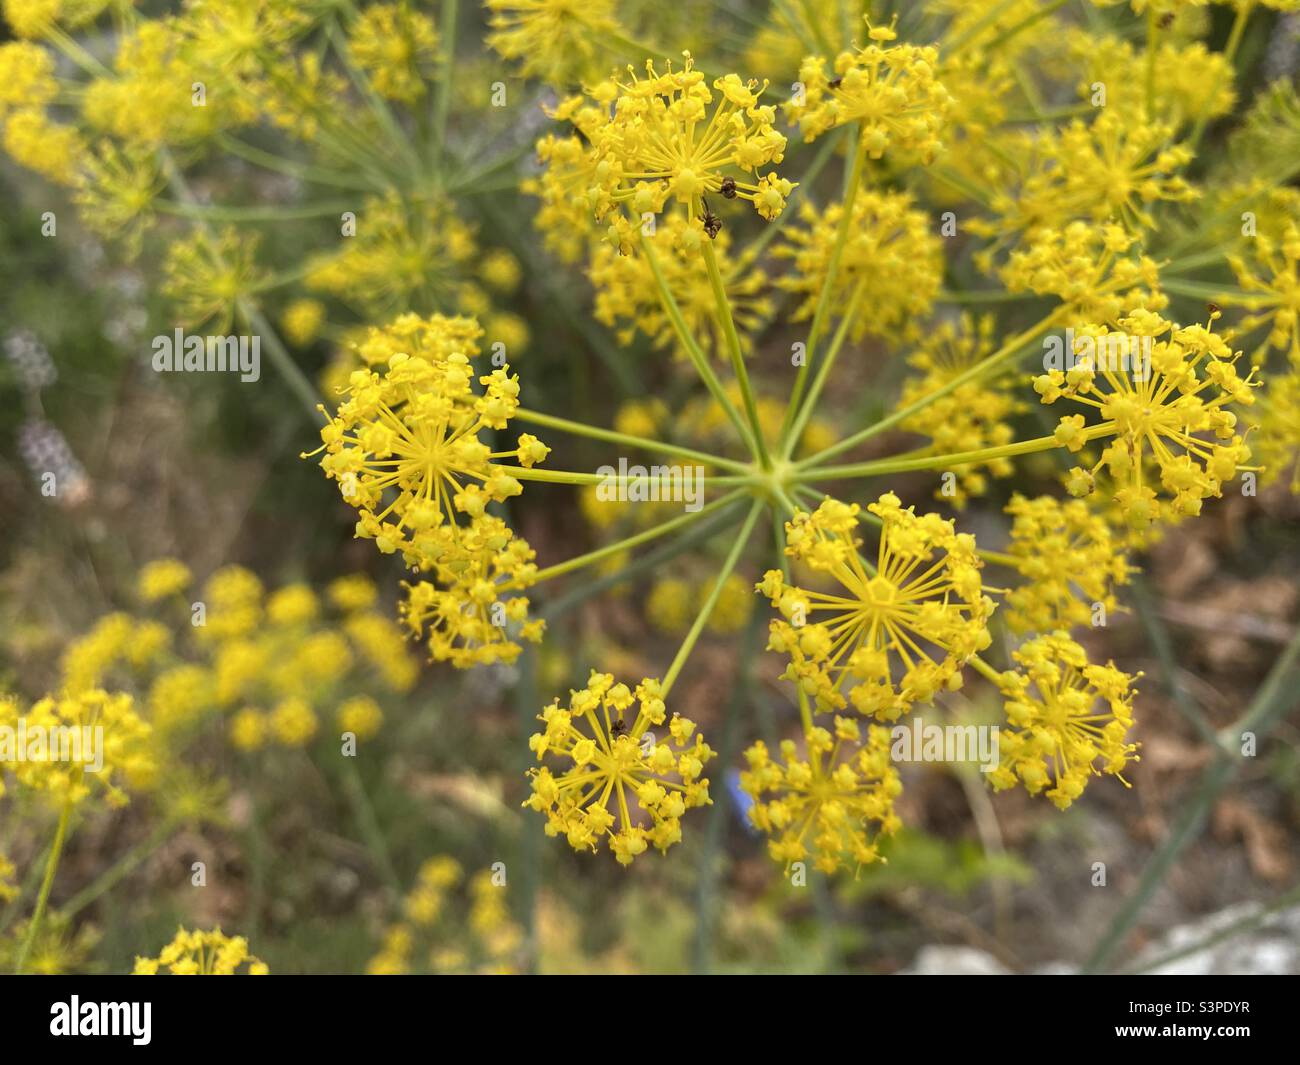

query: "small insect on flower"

left=700, top=200, right=723, bottom=239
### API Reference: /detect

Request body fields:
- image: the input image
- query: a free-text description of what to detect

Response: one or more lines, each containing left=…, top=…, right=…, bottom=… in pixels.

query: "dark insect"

left=1206, top=302, right=1222, bottom=316
left=720, top=176, right=738, bottom=199
left=610, top=718, right=627, bottom=738
left=701, top=200, right=723, bottom=239
left=1158, top=12, right=1175, bottom=28
left=828, top=77, right=843, bottom=90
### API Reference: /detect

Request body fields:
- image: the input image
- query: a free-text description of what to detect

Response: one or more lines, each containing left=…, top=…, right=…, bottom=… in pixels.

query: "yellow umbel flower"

left=704, top=573, right=753, bottom=634
left=1066, top=31, right=1236, bottom=129
left=327, top=573, right=379, bottom=612
left=1, top=107, right=83, bottom=185
left=344, top=611, right=420, bottom=690
left=2, top=0, right=61, bottom=39
left=759, top=495, right=993, bottom=720
left=485, top=0, right=624, bottom=85
left=399, top=515, right=545, bottom=668
left=311, top=313, right=548, bottom=570
left=198, top=565, right=264, bottom=642
left=347, top=2, right=439, bottom=103
left=133, top=928, right=269, bottom=975
left=136, top=558, right=192, bottom=602
left=266, top=582, right=319, bottom=627
left=775, top=190, right=942, bottom=342
left=82, top=20, right=234, bottom=148
left=161, top=227, right=266, bottom=331
left=1036, top=308, right=1259, bottom=526
left=304, top=193, right=481, bottom=319
left=0, top=40, right=57, bottom=118
left=525, top=671, right=714, bottom=865
left=1000, top=221, right=1165, bottom=322
left=269, top=696, right=318, bottom=747
left=740, top=719, right=902, bottom=874
left=0, top=689, right=155, bottom=806
left=1003, top=494, right=1133, bottom=633
left=1225, top=222, right=1300, bottom=360
left=646, top=577, right=694, bottom=634
left=1250, top=364, right=1300, bottom=492
left=280, top=298, right=326, bottom=346
left=988, top=632, right=1139, bottom=810
left=900, top=313, right=1025, bottom=506
left=337, top=695, right=383, bottom=742
left=787, top=17, right=952, bottom=160
left=565, top=56, right=791, bottom=252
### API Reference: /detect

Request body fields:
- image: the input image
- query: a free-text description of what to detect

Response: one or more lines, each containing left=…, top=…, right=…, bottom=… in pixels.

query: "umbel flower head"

left=899, top=313, right=1025, bottom=506
left=775, top=189, right=942, bottom=343
left=550, top=56, right=793, bottom=253
left=525, top=671, right=714, bottom=865
left=309, top=313, right=549, bottom=569
left=786, top=17, right=952, bottom=160
left=1003, top=493, right=1133, bottom=633
left=759, top=495, right=993, bottom=721
left=989, top=632, right=1139, bottom=810
left=133, top=928, right=268, bottom=975
left=399, top=514, right=545, bottom=669
left=740, top=718, right=902, bottom=874
left=1224, top=221, right=1300, bottom=361
left=0, top=689, right=155, bottom=807
left=1036, top=308, right=1260, bottom=527
left=485, top=0, right=623, bottom=85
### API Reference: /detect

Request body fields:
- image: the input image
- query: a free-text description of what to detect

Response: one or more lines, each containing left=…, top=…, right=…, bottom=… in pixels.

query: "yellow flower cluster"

left=1225, top=222, right=1300, bottom=360
left=787, top=19, right=952, bottom=161
left=1003, top=494, right=1133, bottom=633
left=133, top=928, right=269, bottom=975
left=899, top=314, right=1025, bottom=506
left=60, top=562, right=417, bottom=751
left=1037, top=309, right=1259, bottom=526
left=312, top=314, right=548, bottom=667
left=541, top=57, right=793, bottom=255
left=347, top=3, right=439, bottom=104
left=0, top=690, right=154, bottom=808
left=989, top=633, right=1139, bottom=810
left=485, top=0, right=622, bottom=85
left=740, top=719, right=902, bottom=874
left=525, top=671, right=714, bottom=865
left=775, top=190, right=942, bottom=342
left=759, top=495, right=993, bottom=720
left=368, top=856, right=523, bottom=974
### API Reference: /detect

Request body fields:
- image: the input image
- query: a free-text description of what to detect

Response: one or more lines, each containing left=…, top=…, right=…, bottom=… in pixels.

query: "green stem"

left=431, top=0, right=459, bottom=165
left=216, top=136, right=379, bottom=191
left=662, top=500, right=763, bottom=695
left=796, top=308, right=1063, bottom=469
left=505, top=465, right=752, bottom=488
left=15, top=804, right=73, bottom=974
left=341, top=758, right=401, bottom=894
left=1188, top=1, right=1252, bottom=152
left=526, top=488, right=748, bottom=585
left=782, top=278, right=866, bottom=460
left=540, top=501, right=745, bottom=620
left=803, top=429, right=1093, bottom=482
left=156, top=199, right=357, bottom=223
left=638, top=228, right=757, bottom=455
left=60, top=817, right=181, bottom=920
left=512, top=409, right=750, bottom=473
left=780, top=132, right=866, bottom=451
left=701, top=235, right=770, bottom=469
